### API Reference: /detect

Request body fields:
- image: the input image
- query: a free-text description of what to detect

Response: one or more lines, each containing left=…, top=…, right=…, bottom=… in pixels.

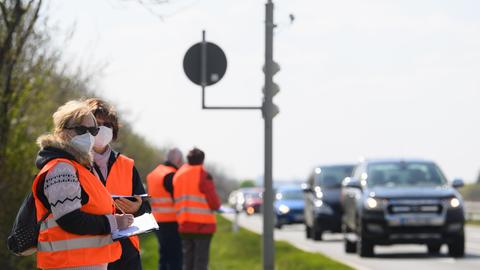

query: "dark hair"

left=83, top=98, right=120, bottom=140
left=187, top=148, right=205, bottom=165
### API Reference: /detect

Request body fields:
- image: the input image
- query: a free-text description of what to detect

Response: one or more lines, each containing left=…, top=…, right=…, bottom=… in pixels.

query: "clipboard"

left=112, top=194, right=151, bottom=202
left=111, top=213, right=159, bottom=241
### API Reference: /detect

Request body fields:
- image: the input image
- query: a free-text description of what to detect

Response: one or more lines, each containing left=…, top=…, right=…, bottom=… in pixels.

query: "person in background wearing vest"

left=173, top=148, right=221, bottom=270
left=33, top=100, right=134, bottom=270
left=147, top=148, right=184, bottom=270
left=85, top=98, right=151, bottom=270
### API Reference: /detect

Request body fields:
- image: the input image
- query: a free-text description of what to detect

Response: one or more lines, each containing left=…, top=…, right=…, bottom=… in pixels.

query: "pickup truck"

left=341, top=159, right=465, bottom=257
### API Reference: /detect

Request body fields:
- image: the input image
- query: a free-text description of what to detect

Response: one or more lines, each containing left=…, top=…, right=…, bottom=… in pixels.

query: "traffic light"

left=263, top=61, right=280, bottom=119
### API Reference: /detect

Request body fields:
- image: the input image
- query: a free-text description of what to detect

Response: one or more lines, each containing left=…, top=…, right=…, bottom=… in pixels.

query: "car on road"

left=341, top=159, right=465, bottom=257
left=303, top=164, right=355, bottom=240
left=274, top=185, right=305, bottom=229
left=228, top=187, right=264, bottom=215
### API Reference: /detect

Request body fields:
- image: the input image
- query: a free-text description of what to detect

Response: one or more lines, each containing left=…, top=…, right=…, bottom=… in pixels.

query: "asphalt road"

left=223, top=213, right=480, bottom=270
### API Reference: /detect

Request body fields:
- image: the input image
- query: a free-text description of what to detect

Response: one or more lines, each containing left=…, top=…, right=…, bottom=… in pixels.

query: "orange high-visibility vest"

left=105, top=154, right=140, bottom=252
left=173, top=164, right=216, bottom=224
left=147, top=164, right=177, bottom=222
left=32, top=158, right=121, bottom=269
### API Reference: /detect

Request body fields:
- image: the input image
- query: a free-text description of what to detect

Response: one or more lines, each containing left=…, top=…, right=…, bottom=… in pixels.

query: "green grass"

left=467, top=220, right=480, bottom=226
left=140, top=232, right=159, bottom=270
left=140, top=216, right=353, bottom=270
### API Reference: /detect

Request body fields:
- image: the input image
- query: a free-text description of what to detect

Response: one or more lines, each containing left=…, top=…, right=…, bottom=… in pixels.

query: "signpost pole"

left=201, top=30, right=207, bottom=109
left=262, top=1, right=275, bottom=269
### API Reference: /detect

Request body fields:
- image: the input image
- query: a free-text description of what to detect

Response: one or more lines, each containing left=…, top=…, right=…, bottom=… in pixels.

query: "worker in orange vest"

left=147, top=148, right=184, bottom=270
left=33, top=100, right=133, bottom=269
left=173, top=148, right=220, bottom=270
left=85, top=98, right=151, bottom=270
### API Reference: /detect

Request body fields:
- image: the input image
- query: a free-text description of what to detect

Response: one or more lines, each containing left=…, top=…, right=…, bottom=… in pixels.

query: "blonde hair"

left=52, top=100, right=95, bottom=134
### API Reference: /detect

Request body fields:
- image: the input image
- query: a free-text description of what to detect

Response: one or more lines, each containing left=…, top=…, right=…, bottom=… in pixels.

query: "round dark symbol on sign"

left=183, top=42, right=227, bottom=86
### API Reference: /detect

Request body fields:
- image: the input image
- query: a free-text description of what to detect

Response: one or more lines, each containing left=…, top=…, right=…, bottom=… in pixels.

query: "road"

left=223, top=213, right=480, bottom=270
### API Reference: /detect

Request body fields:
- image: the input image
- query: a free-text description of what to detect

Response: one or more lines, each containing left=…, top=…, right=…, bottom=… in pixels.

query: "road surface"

left=223, top=213, right=480, bottom=270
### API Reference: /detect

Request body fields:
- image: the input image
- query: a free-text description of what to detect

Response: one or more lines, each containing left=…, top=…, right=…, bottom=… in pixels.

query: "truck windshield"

left=315, top=166, right=354, bottom=189
left=366, top=162, right=447, bottom=188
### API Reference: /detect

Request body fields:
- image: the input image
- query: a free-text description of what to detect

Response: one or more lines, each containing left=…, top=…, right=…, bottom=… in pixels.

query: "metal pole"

left=201, top=30, right=207, bottom=109
left=263, top=1, right=275, bottom=270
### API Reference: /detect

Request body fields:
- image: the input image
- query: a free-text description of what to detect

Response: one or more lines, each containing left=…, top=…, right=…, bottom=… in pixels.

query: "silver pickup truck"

left=341, top=159, right=465, bottom=257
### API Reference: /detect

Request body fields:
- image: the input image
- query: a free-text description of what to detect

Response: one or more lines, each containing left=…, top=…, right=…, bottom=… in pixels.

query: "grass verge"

left=141, top=215, right=353, bottom=270
left=467, top=220, right=480, bottom=226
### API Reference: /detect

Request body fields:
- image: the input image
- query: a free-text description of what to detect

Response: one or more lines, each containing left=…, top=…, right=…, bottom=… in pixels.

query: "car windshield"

left=276, top=189, right=303, bottom=200
left=244, top=192, right=262, bottom=200
left=366, top=162, right=448, bottom=188
left=315, top=166, right=354, bottom=189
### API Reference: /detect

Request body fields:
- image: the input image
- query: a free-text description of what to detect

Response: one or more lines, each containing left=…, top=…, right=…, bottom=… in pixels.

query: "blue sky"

left=45, top=0, right=480, bottom=183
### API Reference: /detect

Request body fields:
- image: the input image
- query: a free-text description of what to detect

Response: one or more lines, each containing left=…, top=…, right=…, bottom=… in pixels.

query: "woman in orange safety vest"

left=85, top=98, right=151, bottom=270
left=33, top=100, right=134, bottom=270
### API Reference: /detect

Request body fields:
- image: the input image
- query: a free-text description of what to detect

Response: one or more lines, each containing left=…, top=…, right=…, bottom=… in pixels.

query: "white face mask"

left=71, top=133, right=95, bottom=153
left=94, top=126, right=113, bottom=149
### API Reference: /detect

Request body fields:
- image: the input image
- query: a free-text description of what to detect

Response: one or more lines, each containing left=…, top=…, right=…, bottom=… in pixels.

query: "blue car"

left=274, top=186, right=305, bottom=229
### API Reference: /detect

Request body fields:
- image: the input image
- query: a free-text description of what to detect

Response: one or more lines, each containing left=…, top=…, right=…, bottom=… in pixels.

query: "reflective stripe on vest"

left=38, top=235, right=113, bottom=252
left=147, top=164, right=177, bottom=222
left=175, top=195, right=208, bottom=204
left=39, top=218, right=58, bottom=232
left=105, top=154, right=140, bottom=252
left=152, top=206, right=177, bottom=213
left=173, top=164, right=216, bottom=225
left=32, top=158, right=121, bottom=269
left=176, top=207, right=214, bottom=215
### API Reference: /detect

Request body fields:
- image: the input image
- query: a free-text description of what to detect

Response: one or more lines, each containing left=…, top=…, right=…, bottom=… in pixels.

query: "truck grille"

left=387, top=199, right=443, bottom=215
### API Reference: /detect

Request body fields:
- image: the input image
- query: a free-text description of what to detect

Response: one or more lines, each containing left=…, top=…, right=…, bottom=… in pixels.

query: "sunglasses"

left=65, top=126, right=100, bottom=136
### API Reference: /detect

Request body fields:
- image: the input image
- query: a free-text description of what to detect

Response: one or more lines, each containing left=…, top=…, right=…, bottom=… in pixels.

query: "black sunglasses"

left=65, top=126, right=100, bottom=136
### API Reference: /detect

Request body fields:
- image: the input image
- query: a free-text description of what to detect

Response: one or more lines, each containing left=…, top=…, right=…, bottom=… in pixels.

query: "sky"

left=44, top=0, right=480, bottom=183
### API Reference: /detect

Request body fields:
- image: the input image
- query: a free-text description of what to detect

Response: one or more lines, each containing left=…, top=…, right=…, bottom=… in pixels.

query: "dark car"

left=303, top=164, right=355, bottom=240
left=274, top=186, right=305, bottom=229
left=341, top=159, right=465, bottom=257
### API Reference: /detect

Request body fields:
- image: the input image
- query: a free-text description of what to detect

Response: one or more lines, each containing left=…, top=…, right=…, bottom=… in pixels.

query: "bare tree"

left=0, top=0, right=42, bottom=167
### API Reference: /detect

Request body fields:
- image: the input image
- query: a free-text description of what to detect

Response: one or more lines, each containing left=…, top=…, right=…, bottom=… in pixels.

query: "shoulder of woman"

left=46, top=161, right=77, bottom=178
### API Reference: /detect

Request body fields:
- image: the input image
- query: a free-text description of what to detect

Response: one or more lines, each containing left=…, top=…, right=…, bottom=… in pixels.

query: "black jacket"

left=35, top=147, right=112, bottom=235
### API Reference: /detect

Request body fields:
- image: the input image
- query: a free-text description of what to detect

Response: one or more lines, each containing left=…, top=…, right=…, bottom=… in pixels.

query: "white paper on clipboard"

left=111, top=213, right=159, bottom=240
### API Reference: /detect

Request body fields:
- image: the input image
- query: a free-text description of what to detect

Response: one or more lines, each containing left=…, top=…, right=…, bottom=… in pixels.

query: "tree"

left=0, top=2, right=167, bottom=268
left=240, top=179, right=256, bottom=188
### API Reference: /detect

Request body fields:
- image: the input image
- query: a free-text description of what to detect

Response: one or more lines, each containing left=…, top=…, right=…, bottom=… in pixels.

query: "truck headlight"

left=449, top=198, right=460, bottom=208
left=278, top=204, right=290, bottom=214
left=365, top=197, right=384, bottom=210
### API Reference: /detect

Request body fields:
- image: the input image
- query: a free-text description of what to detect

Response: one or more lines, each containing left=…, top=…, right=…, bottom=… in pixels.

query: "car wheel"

left=448, top=235, right=465, bottom=258
left=344, top=236, right=356, bottom=253
left=305, top=225, right=312, bottom=239
left=357, top=236, right=374, bottom=257
left=342, top=223, right=357, bottom=253
left=312, top=222, right=323, bottom=241
left=275, top=222, right=282, bottom=229
left=427, top=244, right=441, bottom=255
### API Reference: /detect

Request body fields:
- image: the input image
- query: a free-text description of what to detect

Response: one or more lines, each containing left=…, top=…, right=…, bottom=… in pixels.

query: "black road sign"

left=183, top=41, right=227, bottom=86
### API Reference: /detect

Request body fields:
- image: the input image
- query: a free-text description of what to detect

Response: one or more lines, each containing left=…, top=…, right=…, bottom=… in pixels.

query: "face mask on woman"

left=94, top=126, right=113, bottom=149
left=71, top=133, right=95, bottom=153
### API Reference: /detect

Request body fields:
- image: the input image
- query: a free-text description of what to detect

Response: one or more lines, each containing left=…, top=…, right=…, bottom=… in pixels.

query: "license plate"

left=399, top=217, right=430, bottom=225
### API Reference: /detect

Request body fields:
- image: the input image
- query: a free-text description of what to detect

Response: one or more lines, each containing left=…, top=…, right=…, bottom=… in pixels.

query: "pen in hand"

left=114, top=200, right=134, bottom=229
